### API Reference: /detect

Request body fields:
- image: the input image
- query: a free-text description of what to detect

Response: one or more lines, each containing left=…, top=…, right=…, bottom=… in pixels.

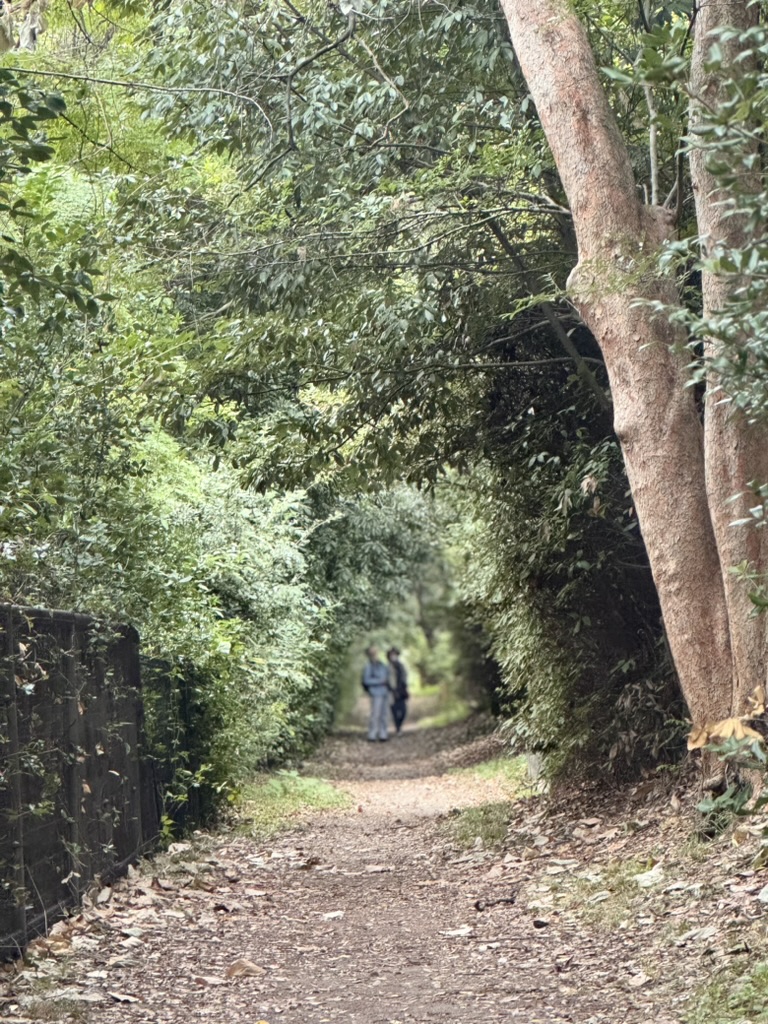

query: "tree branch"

left=485, top=217, right=612, bottom=413
left=643, top=83, right=659, bottom=206
left=4, top=66, right=275, bottom=138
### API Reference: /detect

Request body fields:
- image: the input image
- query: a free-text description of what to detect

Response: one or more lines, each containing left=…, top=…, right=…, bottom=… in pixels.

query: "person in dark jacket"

left=362, top=645, right=391, bottom=741
left=387, top=647, right=409, bottom=734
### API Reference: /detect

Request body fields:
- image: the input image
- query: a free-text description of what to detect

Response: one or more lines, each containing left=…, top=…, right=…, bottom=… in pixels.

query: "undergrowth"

left=446, top=757, right=530, bottom=849
left=238, top=771, right=350, bottom=839
left=453, top=755, right=528, bottom=786
left=449, top=801, right=515, bottom=849
left=561, top=858, right=648, bottom=928
left=685, top=961, right=768, bottom=1024
left=22, top=996, right=90, bottom=1023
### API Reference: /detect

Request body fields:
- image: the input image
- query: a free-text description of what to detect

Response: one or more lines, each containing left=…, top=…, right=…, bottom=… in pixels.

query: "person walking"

left=388, top=647, right=409, bottom=735
left=362, top=645, right=391, bottom=742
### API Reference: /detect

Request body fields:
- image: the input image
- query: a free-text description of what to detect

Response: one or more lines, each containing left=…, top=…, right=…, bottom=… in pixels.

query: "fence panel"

left=0, top=605, right=160, bottom=957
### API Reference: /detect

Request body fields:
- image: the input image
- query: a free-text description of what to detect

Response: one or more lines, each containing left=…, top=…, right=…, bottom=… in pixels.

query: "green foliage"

left=0, top=5, right=465, bottom=801
left=238, top=771, right=350, bottom=839
left=0, top=0, right=694, bottom=801
left=662, top=21, right=768, bottom=431
left=416, top=696, right=473, bottom=729
left=0, top=68, right=95, bottom=310
left=452, top=754, right=527, bottom=785
left=448, top=800, right=515, bottom=849
left=685, top=962, right=768, bottom=1024
left=449, top=437, right=682, bottom=779
left=41, top=0, right=671, bottom=788
left=696, top=738, right=767, bottom=844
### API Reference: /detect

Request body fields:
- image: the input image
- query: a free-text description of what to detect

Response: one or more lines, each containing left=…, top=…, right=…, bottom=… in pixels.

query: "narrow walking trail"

left=3, top=713, right=764, bottom=1024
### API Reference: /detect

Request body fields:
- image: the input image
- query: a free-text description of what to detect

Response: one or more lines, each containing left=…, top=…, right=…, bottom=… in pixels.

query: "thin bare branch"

left=3, top=65, right=275, bottom=140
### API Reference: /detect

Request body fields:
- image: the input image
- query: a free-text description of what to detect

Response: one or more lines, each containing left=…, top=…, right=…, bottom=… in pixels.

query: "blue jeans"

left=367, top=688, right=389, bottom=740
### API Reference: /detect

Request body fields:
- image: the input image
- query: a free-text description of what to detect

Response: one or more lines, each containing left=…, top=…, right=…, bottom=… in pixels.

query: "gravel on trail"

left=1, top=708, right=764, bottom=1024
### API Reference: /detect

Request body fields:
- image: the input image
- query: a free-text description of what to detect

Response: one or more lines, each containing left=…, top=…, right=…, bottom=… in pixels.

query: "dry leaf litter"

left=2, top=711, right=768, bottom=1024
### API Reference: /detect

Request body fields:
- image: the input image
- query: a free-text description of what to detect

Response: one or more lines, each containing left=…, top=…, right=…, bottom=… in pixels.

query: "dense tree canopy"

left=1, top=0, right=766, bottom=787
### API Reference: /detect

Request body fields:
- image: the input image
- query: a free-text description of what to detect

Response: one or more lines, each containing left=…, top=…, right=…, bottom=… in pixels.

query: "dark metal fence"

left=0, top=604, right=161, bottom=957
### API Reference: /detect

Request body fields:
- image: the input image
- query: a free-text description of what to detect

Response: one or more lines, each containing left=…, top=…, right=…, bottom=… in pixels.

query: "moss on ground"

left=448, top=800, right=516, bottom=849
left=445, top=756, right=529, bottom=849
left=238, top=771, right=350, bottom=839
left=454, top=755, right=527, bottom=786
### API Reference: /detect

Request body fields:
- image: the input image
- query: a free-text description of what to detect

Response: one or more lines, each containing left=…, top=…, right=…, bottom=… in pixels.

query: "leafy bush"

left=449, top=422, right=682, bottom=780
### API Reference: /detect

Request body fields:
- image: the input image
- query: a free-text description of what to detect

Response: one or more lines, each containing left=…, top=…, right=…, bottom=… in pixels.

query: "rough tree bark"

left=498, top=0, right=739, bottom=726
left=689, top=0, right=768, bottom=713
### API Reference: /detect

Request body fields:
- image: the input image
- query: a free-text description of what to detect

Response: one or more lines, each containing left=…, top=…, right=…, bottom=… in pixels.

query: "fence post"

left=4, top=607, right=26, bottom=946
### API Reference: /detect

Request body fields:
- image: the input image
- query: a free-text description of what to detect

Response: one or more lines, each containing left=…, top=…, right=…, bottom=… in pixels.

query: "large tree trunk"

left=499, top=0, right=733, bottom=725
left=689, top=0, right=768, bottom=714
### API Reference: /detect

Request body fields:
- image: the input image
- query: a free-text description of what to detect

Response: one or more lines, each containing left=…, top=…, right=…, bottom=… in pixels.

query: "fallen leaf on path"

left=321, top=910, right=345, bottom=920
left=225, top=959, right=267, bottom=978
left=213, top=901, right=242, bottom=913
left=748, top=685, right=766, bottom=715
left=365, top=864, right=393, bottom=873
left=168, top=842, right=193, bottom=855
left=192, top=975, right=228, bottom=986
left=36, top=937, right=71, bottom=956
left=633, top=863, right=664, bottom=888
left=107, top=955, right=136, bottom=968
left=628, top=972, right=650, bottom=988
left=439, top=925, right=474, bottom=938
left=64, top=991, right=106, bottom=1004
left=675, top=926, right=717, bottom=946
left=108, top=991, right=139, bottom=1003
left=192, top=876, right=216, bottom=892
left=587, top=891, right=612, bottom=904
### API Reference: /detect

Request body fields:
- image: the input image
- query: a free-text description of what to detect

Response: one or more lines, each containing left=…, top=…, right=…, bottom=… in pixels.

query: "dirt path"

left=3, top=712, right=765, bottom=1024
